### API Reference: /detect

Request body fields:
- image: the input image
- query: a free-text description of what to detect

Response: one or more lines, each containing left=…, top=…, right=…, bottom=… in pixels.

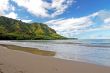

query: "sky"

left=0, top=0, right=110, bottom=39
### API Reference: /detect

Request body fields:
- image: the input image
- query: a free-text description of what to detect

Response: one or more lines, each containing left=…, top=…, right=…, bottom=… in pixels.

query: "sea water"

left=0, top=39, right=110, bottom=67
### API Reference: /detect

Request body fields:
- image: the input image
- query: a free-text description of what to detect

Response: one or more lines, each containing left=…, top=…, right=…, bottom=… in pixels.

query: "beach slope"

left=0, top=45, right=110, bottom=73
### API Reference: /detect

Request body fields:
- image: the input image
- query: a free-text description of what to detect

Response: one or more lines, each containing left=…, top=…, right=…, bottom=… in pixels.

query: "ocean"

left=0, top=39, right=110, bottom=67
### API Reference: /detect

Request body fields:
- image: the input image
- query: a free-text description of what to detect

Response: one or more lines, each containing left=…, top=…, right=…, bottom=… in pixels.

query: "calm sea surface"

left=0, top=39, right=110, bottom=67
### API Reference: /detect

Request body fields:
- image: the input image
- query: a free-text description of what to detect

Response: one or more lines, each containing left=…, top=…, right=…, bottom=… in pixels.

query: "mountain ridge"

left=0, top=16, right=65, bottom=40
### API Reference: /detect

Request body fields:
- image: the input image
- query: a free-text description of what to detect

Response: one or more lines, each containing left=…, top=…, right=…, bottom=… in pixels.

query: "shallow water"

left=0, top=40, right=110, bottom=67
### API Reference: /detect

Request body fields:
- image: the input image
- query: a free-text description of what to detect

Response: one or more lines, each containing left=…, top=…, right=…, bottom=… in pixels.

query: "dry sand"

left=0, top=45, right=110, bottom=73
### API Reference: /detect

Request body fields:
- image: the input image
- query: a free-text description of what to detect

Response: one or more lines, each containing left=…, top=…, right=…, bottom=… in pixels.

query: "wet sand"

left=0, top=45, right=110, bottom=73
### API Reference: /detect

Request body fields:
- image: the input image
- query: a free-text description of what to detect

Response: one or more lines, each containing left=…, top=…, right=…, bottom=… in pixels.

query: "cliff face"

left=0, top=16, right=65, bottom=40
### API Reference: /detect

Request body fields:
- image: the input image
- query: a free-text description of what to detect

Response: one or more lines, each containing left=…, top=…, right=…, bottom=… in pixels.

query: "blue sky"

left=0, top=0, right=110, bottom=39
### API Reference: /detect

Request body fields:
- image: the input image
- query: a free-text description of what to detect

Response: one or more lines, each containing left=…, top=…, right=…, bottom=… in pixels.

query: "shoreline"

left=0, top=45, right=110, bottom=73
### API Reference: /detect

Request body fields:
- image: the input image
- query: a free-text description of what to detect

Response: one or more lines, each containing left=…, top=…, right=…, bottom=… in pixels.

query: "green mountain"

left=0, top=16, right=65, bottom=40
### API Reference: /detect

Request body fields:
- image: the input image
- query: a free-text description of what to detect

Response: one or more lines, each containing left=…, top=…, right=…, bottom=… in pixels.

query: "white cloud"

left=4, top=12, right=32, bottom=23
left=12, top=0, right=50, bottom=17
left=21, top=19, right=32, bottom=23
left=46, top=17, right=93, bottom=30
left=46, top=10, right=110, bottom=38
left=46, top=15, right=94, bottom=37
left=86, top=34, right=110, bottom=39
left=0, top=0, right=9, bottom=14
left=51, top=0, right=73, bottom=17
left=5, top=12, right=18, bottom=19
left=0, top=0, right=32, bottom=22
left=10, top=5, right=15, bottom=11
left=104, top=18, right=110, bottom=23
left=12, top=0, right=74, bottom=18
left=0, top=0, right=17, bottom=17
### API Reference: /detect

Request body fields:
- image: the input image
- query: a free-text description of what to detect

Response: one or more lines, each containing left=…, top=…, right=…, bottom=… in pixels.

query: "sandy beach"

left=0, top=45, right=110, bottom=73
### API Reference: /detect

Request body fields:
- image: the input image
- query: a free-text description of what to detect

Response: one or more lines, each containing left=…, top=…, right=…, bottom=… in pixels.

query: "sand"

left=0, top=45, right=110, bottom=73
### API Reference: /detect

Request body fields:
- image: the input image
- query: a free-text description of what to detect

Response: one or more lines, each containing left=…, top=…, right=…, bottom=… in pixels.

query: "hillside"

left=0, top=16, right=65, bottom=40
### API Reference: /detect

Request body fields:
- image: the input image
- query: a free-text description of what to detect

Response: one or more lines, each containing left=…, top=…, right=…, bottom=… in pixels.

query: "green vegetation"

left=1, top=44, right=56, bottom=56
left=0, top=16, right=65, bottom=40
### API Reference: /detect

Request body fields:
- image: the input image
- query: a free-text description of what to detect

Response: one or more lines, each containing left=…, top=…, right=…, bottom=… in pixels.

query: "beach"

left=0, top=45, right=110, bottom=73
